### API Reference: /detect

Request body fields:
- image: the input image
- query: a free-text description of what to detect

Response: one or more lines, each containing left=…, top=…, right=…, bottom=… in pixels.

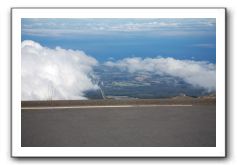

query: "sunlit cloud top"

left=22, top=18, right=216, bottom=37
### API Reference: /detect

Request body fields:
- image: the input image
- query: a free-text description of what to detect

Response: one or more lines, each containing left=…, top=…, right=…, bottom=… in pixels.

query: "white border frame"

left=11, top=8, right=226, bottom=157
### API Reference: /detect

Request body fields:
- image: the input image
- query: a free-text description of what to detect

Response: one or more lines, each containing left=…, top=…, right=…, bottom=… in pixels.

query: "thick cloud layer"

left=22, top=40, right=99, bottom=100
left=105, top=57, right=216, bottom=91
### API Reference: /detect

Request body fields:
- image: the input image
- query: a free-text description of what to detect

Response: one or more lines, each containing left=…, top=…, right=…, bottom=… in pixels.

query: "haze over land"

left=21, top=18, right=216, bottom=100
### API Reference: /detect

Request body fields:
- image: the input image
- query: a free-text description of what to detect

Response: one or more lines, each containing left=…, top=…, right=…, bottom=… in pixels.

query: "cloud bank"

left=22, top=18, right=216, bottom=37
left=21, top=40, right=99, bottom=100
left=105, top=57, right=216, bottom=91
left=21, top=40, right=216, bottom=100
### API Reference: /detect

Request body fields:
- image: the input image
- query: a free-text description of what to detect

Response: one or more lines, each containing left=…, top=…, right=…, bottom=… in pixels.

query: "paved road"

left=21, top=105, right=216, bottom=147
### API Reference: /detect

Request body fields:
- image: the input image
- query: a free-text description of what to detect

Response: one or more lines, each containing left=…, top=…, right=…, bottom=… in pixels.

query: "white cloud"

left=21, top=21, right=180, bottom=36
left=21, top=40, right=99, bottom=100
left=105, top=57, right=216, bottom=91
left=22, top=18, right=215, bottom=37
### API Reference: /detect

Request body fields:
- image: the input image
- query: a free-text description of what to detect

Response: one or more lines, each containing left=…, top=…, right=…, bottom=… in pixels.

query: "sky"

left=22, top=18, right=216, bottom=63
left=21, top=18, right=216, bottom=100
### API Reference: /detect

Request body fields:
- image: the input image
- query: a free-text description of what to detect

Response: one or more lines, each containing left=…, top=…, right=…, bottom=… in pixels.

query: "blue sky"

left=21, top=18, right=216, bottom=63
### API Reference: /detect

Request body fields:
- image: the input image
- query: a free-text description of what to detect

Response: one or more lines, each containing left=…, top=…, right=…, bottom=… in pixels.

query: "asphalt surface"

left=21, top=105, right=216, bottom=147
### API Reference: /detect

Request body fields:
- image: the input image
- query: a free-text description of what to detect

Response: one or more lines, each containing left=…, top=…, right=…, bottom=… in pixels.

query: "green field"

left=112, top=81, right=149, bottom=87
